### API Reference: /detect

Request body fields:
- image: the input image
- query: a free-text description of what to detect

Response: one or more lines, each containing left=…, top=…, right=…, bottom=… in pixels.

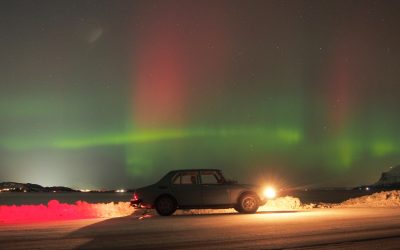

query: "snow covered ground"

left=1, top=207, right=400, bottom=249
left=1, top=191, right=400, bottom=249
left=1, top=190, right=400, bottom=223
left=0, top=200, right=134, bottom=223
left=335, top=190, right=400, bottom=208
left=156, top=190, right=400, bottom=215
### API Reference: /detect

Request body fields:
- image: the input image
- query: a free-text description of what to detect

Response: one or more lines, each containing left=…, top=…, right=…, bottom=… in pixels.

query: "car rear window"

left=172, top=172, right=198, bottom=184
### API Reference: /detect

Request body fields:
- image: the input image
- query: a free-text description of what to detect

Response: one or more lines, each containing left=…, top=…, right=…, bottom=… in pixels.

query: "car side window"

left=172, top=174, right=181, bottom=184
left=200, top=171, right=221, bottom=184
left=172, top=172, right=198, bottom=184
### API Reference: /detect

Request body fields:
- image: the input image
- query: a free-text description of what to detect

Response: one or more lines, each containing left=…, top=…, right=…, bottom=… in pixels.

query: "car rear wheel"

left=237, top=193, right=259, bottom=214
left=155, top=195, right=177, bottom=216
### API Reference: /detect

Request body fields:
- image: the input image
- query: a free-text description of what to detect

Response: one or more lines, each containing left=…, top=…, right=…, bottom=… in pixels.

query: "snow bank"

left=335, top=190, right=400, bottom=208
left=140, top=196, right=305, bottom=216
left=261, top=191, right=400, bottom=209
left=0, top=200, right=134, bottom=223
left=259, top=191, right=400, bottom=209
left=259, top=196, right=303, bottom=211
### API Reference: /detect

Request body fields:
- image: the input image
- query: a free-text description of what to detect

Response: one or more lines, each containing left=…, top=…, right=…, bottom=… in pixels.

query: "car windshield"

left=220, top=171, right=237, bottom=184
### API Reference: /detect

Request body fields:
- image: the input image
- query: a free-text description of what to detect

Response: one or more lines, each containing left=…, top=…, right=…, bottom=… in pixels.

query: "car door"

left=170, top=171, right=202, bottom=206
left=200, top=170, right=230, bottom=205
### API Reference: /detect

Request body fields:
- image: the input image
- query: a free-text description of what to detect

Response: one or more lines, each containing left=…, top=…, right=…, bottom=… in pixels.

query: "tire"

left=155, top=195, right=177, bottom=216
left=237, top=193, right=259, bottom=214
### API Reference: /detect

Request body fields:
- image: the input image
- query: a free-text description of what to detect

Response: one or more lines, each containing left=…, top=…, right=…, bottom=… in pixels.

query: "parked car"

left=131, top=169, right=277, bottom=216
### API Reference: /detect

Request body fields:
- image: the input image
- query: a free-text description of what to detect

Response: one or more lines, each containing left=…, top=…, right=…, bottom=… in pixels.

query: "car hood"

left=227, top=183, right=260, bottom=190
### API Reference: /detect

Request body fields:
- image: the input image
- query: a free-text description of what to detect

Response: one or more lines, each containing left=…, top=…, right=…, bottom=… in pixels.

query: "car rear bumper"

left=130, top=199, right=152, bottom=209
left=130, top=199, right=141, bottom=207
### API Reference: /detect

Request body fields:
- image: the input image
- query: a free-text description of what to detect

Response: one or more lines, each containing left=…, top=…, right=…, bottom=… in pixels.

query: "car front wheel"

left=237, top=193, right=259, bottom=214
left=155, top=195, right=177, bottom=216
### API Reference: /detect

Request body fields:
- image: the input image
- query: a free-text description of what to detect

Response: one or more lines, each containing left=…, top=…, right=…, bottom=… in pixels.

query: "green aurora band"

left=1, top=125, right=398, bottom=172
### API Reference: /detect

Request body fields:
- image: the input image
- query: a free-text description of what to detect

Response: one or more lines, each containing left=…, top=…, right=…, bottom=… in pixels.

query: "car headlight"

left=263, top=187, right=276, bottom=199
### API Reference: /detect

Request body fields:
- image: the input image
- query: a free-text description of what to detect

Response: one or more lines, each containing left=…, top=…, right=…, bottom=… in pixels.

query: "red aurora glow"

left=131, top=2, right=229, bottom=128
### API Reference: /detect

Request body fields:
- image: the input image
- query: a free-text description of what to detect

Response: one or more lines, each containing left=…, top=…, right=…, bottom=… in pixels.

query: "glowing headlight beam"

left=263, top=187, right=277, bottom=199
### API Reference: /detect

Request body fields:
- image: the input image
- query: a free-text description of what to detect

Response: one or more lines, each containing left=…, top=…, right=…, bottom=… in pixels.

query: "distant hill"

left=0, top=182, right=78, bottom=192
left=355, top=165, right=400, bottom=191
left=373, top=165, right=400, bottom=189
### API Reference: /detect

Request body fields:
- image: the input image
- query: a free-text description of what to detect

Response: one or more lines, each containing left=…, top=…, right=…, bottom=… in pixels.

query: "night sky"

left=1, top=0, right=400, bottom=189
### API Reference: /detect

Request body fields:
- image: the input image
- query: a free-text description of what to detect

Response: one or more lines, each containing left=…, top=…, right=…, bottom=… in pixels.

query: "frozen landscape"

left=1, top=190, right=400, bottom=249
left=2, top=190, right=400, bottom=223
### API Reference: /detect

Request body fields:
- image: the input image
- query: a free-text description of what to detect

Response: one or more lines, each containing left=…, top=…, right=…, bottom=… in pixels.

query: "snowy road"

left=1, top=208, right=400, bottom=249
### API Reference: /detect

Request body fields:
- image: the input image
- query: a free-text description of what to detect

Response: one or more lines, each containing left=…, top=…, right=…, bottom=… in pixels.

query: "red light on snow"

left=0, top=200, right=133, bottom=224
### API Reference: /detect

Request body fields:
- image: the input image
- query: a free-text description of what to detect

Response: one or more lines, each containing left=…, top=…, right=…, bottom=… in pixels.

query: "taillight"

left=133, top=193, right=139, bottom=200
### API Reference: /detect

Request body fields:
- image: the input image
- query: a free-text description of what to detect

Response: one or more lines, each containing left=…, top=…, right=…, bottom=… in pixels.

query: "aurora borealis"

left=1, top=1, right=400, bottom=189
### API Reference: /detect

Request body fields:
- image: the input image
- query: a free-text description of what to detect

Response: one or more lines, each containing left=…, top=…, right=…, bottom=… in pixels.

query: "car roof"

left=169, top=169, right=222, bottom=173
